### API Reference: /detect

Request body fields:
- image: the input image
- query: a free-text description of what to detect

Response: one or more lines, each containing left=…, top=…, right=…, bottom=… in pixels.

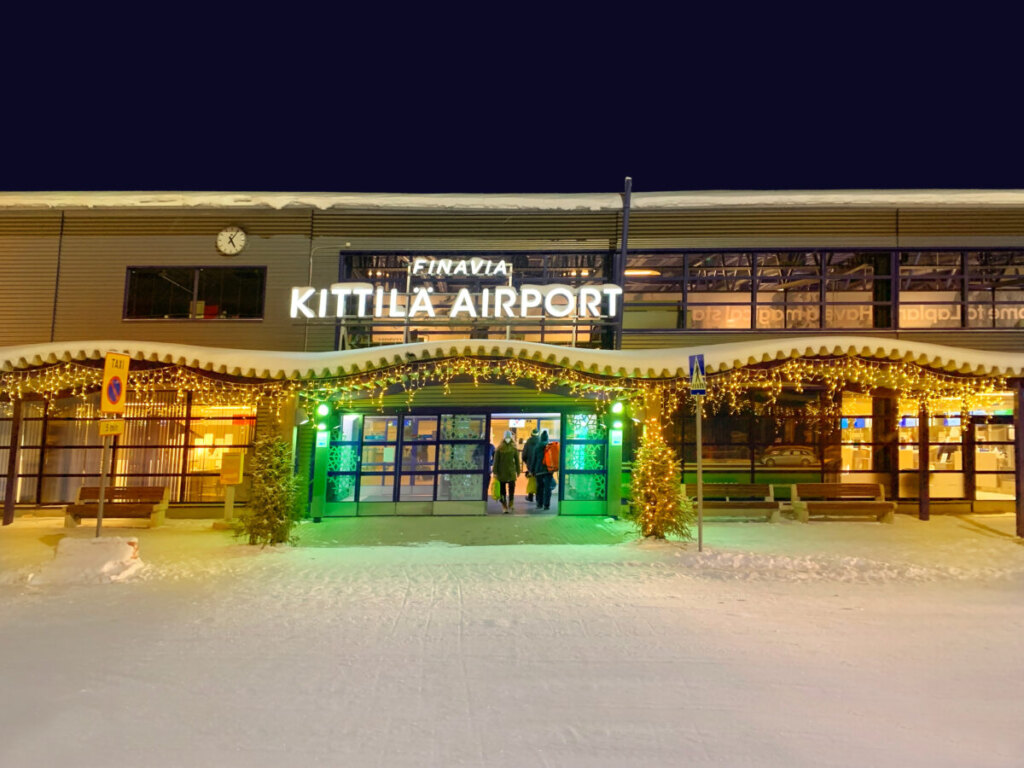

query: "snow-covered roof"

left=2, top=190, right=1024, bottom=212
left=0, top=337, right=1020, bottom=380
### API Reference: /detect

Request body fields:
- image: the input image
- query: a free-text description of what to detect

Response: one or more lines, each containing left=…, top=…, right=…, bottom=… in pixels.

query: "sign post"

left=689, top=354, right=707, bottom=553
left=97, top=352, right=129, bottom=537
left=219, top=451, right=245, bottom=520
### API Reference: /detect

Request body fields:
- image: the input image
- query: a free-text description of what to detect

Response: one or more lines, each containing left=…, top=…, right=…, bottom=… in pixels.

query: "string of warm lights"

left=702, top=357, right=1008, bottom=420
left=0, top=362, right=300, bottom=417
left=0, top=355, right=1012, bottom=427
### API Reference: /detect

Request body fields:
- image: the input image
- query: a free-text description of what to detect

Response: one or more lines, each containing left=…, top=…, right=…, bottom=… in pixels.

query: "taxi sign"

left=689, top=354, right=706, bottom=395
left=98, top=419, right=124, bottom=437
left=101, top=352, right=130, bottom=414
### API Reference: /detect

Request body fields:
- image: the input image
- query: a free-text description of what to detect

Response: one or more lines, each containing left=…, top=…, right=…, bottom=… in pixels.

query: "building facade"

left=1, top=190, right=1022, bottom=535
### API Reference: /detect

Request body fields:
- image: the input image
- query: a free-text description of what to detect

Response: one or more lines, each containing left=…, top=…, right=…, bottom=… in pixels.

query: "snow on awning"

left=0, top=337, right=1021, bottom=381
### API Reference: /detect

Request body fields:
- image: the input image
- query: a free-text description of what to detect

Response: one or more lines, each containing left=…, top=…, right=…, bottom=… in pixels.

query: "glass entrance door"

left=972, top=416, right=1015, bottom=501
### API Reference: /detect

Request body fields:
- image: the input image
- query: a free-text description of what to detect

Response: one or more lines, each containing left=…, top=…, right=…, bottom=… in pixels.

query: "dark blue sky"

left=5, top=20, right=1019, bottom=194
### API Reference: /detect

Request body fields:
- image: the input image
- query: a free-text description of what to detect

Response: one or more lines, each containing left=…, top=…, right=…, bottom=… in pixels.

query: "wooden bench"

left=684, top=483, right=781, bottom=523
left=790, top=483, right=895, bottom=523
left=64, top=486, right=169, bottom=528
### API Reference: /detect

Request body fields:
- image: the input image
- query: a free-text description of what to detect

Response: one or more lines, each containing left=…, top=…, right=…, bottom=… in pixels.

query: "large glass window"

left=623, top=249, right=1024, bottom=336
left=4, top=391, right=256, bottom=504
left=966, top=252, right=1024, bottom=328
left=685, top=253, right=753, bottom=329
left=125, top=267, right=266, bottom=319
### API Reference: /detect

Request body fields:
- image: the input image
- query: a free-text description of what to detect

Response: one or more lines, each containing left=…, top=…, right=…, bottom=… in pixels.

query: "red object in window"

left=203, top=304, right=219, bottom=319
left=232, top=416, right=255, bottom=426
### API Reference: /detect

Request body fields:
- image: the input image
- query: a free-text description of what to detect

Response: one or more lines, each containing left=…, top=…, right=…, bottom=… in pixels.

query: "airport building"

left=1, top=189, right=1022, bottom=535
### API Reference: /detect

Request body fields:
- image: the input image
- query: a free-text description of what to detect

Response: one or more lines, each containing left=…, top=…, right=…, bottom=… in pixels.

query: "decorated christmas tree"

left=630, top=414, right=694, bottom=540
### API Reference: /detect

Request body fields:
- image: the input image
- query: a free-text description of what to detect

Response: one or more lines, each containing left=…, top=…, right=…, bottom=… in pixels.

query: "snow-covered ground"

left=2, top=513, right=1023, bottom=767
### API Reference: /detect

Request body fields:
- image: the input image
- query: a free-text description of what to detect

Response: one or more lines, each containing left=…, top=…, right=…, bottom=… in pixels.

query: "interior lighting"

left=316, top=402, right=330, bottom=417
left=611, top=401, right=624, bottom=414
left=612, top=420, right=623, bottom=429
left=624, top=269, right=661, bottom=276
left=316, top=422, right=328, bottom=431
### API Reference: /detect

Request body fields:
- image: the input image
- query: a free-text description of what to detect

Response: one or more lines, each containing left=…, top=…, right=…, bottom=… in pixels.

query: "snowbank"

left=27, top=536, right=145, bottom=586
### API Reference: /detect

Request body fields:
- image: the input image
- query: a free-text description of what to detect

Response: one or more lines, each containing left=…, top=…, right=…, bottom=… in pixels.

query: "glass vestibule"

left=323, top=409, right=609, bottom=509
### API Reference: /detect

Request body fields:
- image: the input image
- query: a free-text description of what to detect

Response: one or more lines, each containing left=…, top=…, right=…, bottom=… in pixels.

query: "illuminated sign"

left=289, top=257, right=622, bottom=321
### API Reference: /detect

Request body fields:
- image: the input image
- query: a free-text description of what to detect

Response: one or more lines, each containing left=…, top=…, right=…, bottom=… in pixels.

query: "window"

left=125, top=267, right=266, bottom=319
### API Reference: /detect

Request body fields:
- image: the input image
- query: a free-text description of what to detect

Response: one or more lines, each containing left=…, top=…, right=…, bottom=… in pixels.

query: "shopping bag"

left=526, top=475, right=537, bottom=495
left=491, top=477, right=501, bottom=500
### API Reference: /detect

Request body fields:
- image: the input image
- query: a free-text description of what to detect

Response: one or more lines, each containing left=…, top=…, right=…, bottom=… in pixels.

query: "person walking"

left=529, top=429, right=554, bottom=510
left=521, top=428, right=540, bottom=502
left=492, top=429, right=521, bottom=513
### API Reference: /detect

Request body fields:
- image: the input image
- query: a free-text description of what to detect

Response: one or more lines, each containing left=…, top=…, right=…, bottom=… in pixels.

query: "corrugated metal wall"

left=52, top=210, right=313, bottom=351
left=2, top=202, right=1024, bottom=357
left=627, top=208, right=899, bottom=249
left=311, top=209, right=622, bottom=252
left=346, top=382, right=593, bottom=410
left=898, top=208, right=1024, bottom=247
left=0, top=212, right=62, bottom=345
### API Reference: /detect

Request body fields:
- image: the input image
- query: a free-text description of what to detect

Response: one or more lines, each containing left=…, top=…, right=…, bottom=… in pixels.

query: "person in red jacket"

left=528, top=429, right=555, bottom=510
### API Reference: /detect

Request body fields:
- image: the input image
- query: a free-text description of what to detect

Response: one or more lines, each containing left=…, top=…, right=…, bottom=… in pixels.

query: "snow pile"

left=27, top=536, right=145, bottom=586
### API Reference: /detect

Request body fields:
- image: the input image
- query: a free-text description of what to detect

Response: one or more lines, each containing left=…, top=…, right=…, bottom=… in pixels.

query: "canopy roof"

left=0, top=337, right=1020, bottom=381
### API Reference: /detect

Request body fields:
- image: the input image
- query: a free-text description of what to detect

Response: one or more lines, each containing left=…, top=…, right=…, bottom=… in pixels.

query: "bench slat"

left=804, top=502, right=893, bottom=512
left=67, top=504, right=161, bottom=519
left=703, top=501, right=778, bottom=510
left=65, top=486, right=169, bottom=528
left=793, top=483, right=885, bottom=501
left=77, top=486, right=168, bottom=503
left=685, top=483, right=773, bottom=500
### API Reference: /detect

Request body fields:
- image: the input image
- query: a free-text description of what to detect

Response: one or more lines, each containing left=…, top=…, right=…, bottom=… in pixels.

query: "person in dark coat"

left=529, top=429, right=554, bottom=510
left=521, top=428, right=540, bottom=502
left=492, top=429, right=521, bottom=513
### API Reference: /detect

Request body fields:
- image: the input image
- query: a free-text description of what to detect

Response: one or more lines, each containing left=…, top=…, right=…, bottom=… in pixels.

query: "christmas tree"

left=630, top=415, right=694, bottom=540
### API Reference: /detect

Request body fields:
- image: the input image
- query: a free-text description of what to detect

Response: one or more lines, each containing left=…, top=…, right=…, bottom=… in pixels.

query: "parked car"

left=760, top=446, right=817, bottom=467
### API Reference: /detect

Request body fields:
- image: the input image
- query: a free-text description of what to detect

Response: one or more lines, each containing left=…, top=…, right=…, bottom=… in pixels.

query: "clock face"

left=216, top=226, right=247, bottom=255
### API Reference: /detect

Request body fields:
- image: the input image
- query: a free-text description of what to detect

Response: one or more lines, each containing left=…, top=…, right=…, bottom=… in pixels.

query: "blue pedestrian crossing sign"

left=689, top=354, right=706, bottom=395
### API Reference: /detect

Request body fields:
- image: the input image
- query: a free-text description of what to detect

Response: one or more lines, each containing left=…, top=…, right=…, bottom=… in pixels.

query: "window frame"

left=123, top=266, right=267, bottom=321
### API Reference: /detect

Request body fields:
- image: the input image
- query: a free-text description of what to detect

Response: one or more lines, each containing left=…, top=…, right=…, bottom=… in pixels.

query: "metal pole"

left=696, top=393, right=704, bottom=552
left=614, top=177, right=632, bottom=350
left=403, top=265, right=412, bottom=344
left=3, top=398, right=23, bottom=526
left=506, top=270, right=513, bottom=340
left=1015, top=382, right=1024, bottom=538
left=95, top=435, right=111, bottom=537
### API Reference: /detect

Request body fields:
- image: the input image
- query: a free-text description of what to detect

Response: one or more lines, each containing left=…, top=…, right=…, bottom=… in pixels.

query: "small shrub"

left=235, top=435, right=299, bottom=546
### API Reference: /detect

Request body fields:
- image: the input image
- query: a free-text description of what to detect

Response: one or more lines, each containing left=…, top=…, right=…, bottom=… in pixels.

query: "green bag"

left=491, top=477, right=501, bottom=500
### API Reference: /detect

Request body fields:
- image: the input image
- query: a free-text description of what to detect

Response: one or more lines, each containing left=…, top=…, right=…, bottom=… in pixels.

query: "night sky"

left=5, top=24, right=1019, bottom=195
